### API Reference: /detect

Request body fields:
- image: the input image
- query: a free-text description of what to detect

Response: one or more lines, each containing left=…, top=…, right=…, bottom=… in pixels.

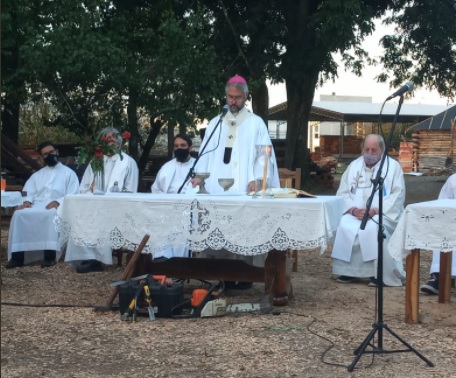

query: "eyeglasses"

left=227, top=95, right=245, bottom=102
left=42, top=149, right=56, bottom=158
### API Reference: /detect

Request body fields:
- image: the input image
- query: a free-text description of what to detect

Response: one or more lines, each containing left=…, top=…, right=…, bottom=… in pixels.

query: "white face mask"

left=363, top=153, right=380, bottom=166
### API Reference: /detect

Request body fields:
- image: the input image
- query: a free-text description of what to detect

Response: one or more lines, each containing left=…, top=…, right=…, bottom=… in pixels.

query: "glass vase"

left=93, top=168, right=105, bottom=195
left=253, top=144, right=274, bottom=198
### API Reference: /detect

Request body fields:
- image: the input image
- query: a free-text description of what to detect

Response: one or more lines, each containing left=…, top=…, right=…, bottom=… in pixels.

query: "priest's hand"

left=46, top=201, right=60, bottom=209
left=352, top=208, right=378, bottom=220
left=191, top=177, right=202, bottom=188
left=247, top=181, right=256, bottom=192
left=16, top=201, right=32, bottom=210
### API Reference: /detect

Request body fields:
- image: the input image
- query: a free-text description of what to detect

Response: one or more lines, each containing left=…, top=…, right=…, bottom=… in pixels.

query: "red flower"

left=95, top=146, right=102, bottom=152
left=95, top=152, right=104, bottom=158
left=122, top=131, right=131, bottom=140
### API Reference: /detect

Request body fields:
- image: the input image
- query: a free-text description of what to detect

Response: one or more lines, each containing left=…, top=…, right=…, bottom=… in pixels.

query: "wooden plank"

left=438, top=252, right=452, bottom=304
left=405, top=249, right=420, bottom=324
left=139, top=256, right=265, bottom=282
left=137, top=250, right=293, bottom=306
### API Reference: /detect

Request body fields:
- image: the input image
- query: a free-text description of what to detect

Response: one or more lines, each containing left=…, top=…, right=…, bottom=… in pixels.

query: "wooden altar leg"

left=405, top=249, right=420, bottom=324
left=265, top=250, right=293, bottom=306
left=439, top=251, right=452, bottom=304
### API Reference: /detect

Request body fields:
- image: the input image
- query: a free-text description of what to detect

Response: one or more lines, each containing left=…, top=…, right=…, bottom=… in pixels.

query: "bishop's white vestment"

left=8, top=162, right=80, bottom=264
left=65, top=153, right=139, bottom=265
left=331, top=156, right=406, bottom=286
left=430, top=173, right=456, bottom=276
left=151, top=157, right=197, bottom=259
left=195, top=107, right=280, bottom=194
left=195, top=107, right=279, bottom=267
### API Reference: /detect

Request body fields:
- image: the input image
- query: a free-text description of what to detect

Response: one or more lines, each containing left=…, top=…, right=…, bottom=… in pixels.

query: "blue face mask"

left=363, top=153, right=380, bottom=166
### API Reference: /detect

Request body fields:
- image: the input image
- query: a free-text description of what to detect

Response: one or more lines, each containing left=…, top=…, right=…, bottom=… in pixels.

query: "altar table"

left=57, top=193, right=345, bottom=305
left=389, top=199, right=456, bottom=323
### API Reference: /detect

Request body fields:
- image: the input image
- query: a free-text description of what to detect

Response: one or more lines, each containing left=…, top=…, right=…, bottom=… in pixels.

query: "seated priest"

left=65, top=127, right=139, bottom=273
left=421, top=172, right=456, bottom=294
left=7, top=141, right=80, bottom=268
left=150, top=133, right=197, bottom=259
left=331, top=134, right=406, bottom=287
left=151, top=134, right=198, bottom=195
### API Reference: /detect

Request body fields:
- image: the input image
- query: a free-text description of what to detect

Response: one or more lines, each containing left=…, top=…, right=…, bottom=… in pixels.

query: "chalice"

left=218, top=178, right=234, bottom=192
left=194, top=172, right=210, bottom=194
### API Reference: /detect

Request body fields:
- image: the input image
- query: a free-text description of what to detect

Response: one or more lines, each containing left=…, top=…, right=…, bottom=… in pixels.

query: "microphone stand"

left=177, top=110, right=226, bottom=194
left=348, top=95, right=434, bottom=371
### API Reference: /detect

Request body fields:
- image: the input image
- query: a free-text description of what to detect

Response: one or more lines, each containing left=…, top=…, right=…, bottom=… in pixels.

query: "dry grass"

left=1, top=226, right=455, bottom=378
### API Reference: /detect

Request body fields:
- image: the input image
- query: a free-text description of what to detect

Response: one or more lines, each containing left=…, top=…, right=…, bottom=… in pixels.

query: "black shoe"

left=368, top=277, right=378, bottom=287
left=75, top=260, right=104, bottom=273
left=41, top=260, right=56, bottom=268
left=420, top=274, right=439, bottom=295
left=224, top=281, right=237, bottom=289
left=336, top=275, right=360, bottom=283
left=224, top=281, right=253, bottom=290
left=5, top=260, right=24, bottom=269
left=368, top=277, right=385, bottom=287
left=6, top=252, right=24, bottom=269
left=235, top=282, right=253, bottom=290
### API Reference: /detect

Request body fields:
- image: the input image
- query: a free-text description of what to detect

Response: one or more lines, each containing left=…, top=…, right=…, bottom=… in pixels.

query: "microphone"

left=221, top=104, right=229, bottom=118
left=385, top=81, right=414, bottom=101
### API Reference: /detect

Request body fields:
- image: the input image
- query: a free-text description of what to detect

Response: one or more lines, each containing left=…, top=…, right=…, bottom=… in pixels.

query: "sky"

left=268, top=19, right=454, bottom=108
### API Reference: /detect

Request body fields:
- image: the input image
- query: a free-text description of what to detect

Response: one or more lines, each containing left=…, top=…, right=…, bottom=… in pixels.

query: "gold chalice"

left=194, top=172, right=210, bottom=194
left=218, top=178, right=234, bottom=192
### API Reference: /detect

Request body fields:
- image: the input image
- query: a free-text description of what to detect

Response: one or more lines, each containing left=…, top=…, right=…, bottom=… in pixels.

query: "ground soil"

left=1, top=174, right=455, bottom=378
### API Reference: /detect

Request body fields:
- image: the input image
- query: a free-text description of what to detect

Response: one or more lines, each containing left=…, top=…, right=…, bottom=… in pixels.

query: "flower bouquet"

left=77, top=130, right=131, bottom=194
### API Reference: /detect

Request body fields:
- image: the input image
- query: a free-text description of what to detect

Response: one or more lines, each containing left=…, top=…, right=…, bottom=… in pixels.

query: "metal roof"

left=268, top=101, right=453, bottom=123
left=408, top=105, right=456, bottom=130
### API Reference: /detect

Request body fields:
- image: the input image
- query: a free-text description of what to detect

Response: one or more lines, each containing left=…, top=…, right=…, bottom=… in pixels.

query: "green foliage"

left=18, top=99, right=81, bottom=146
left=3, top=0, right=454, bottom=181
left=77, top=134, right=124, bottom=172
left=379, top=0, right=456, bottom=100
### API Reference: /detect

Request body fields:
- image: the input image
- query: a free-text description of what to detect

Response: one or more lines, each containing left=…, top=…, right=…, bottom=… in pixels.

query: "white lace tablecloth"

left=389, top=199, right=456, bottom=260
left=56, top=193, right=345, bottom=255
left=1, top=191, right=23, bottom=208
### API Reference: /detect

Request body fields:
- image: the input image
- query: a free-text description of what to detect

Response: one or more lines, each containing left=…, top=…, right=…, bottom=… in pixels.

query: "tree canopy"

left=2, top=0, right=455, bottom=186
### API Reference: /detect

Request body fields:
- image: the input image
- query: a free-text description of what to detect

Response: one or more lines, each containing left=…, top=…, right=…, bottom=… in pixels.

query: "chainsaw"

left=171, top=280, right=227, bottom=318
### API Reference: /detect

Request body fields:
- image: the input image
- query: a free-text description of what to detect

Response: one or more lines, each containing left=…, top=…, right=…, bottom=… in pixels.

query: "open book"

left=248, top=188, right=316, bottom=198
left=271, top=188, right=316, bottom=198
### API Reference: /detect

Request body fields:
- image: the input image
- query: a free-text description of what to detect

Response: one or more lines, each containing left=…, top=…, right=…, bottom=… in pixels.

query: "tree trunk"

left=127, top=88, right=139, bottom=161
left=167, top=122, right=175, bottom=160
left=284, top=75, right=317, bottom=179
left=251, top=80, right=269, bottom=126
left=1, top=94, right=20, bottom=145
left=282, top=0, right=322, bottom=189
left=137, top=118, right=164, bottom=173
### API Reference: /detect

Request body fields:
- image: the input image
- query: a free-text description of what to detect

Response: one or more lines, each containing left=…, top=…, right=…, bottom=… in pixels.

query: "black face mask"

left=44, top=154, right=59, bottom=167
left=174, top=148, right=190, bottom=162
